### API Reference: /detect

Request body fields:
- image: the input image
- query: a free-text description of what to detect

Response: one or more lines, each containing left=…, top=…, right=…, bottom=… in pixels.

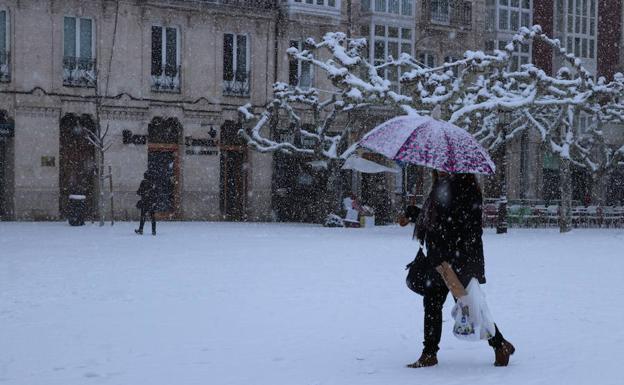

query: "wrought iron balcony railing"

left=196, top=0, right=276, bottom=10
left=63, top=56, right=97, bottom=87
left=223, top=71, right=251, bottom=97
left=151, top=65, right=181, bottom=92
left=422, top=1, right=472, bottom=29
left=0, top=51, right=9, bottom=82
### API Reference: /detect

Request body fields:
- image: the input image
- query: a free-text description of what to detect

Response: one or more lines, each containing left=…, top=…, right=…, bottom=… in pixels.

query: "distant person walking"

left=401, top=171, right=515, bottom=368
left=135, top=171, right=158, bottom=235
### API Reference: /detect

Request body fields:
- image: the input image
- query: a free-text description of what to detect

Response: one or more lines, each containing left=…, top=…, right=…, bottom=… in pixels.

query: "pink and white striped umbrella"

left=358, top=115, right=496, bottom=175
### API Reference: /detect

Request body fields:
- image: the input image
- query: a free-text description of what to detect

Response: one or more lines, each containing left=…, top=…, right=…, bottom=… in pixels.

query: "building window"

left=401, top=0, right=413, bottom=16
left=293, top=0, right=337, bottom=6
left=489, top=0, right=532, bottom=32
left=288, top=40, right=313, bottom=89
left=444, top=55, right=460, bottom=77
left=418, top=52, right=436, bottom=68
left=555, top=0, right=596, bottom=59
left=486, top=7, right=496, bottom=31
left=0, top=9, right=9, bottom=82
left=151, top=25, right=180, bottom=92
left=63, top=16, right=95, bottom=87
left=370, top=0, right=412, bottom=15
left=223, top=33, right=250, bottom=97
left=431, top=0, right=450, bottom=24
left=491, top=39, right=531, bottom=70
left=371, top=24, right=413, bottom=92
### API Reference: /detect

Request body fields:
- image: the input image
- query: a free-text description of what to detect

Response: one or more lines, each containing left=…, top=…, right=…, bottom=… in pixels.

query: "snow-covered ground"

left=1, top=222, right=623, bottom=385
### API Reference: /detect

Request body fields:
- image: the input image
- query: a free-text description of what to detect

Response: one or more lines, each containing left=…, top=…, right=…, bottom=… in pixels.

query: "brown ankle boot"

left=406, top=352, right=438, bottom=368
left=494, top=340, right=515, bottom=366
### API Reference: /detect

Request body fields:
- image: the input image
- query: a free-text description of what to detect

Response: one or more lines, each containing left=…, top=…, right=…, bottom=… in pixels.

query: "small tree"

left=81, top=0, right=121, bottom=226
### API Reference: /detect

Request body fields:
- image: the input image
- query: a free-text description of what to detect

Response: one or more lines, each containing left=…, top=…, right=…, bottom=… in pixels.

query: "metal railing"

left=223, top=71, right=250, bottom=97
left=0, top=51, right=9, bottom=82
left=195, top=0, right=276, bottom=9
left=151, top=65, right=181, bottom=92
left=63, top=56, right=97, bottom=87
left=423, top=1, right=472, bottom=29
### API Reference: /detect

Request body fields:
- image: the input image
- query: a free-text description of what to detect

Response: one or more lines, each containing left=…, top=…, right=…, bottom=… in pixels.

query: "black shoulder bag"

left=405, top=244, right=444, bottom=296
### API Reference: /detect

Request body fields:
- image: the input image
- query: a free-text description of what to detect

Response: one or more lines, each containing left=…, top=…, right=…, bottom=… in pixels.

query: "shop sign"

left=185, top=135, right=218, bottom=156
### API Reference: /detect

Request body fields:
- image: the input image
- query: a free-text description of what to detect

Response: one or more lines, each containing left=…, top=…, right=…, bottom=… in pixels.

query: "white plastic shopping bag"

left=451, top=278, right=496, bottom=341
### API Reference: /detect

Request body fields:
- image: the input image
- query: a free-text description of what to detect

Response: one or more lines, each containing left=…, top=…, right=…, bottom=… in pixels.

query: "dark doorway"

left=148, top=117, right=181, bottom=217
left=59, top=113, right=96, bottom=218
left=361, top=172, right=392, bottom=225
left=220, top=121, right=247, bottom=221
left=0, top=110, right=14, bottom=219
left=148, top=150, right=176, bottom=213
left=0, top=138, right=6, bottom=217
left=542, top=168, right=560, bottom=203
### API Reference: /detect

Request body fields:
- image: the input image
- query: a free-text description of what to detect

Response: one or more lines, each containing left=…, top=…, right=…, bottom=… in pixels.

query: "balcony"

left=0, top=51, right=9, bottom=82
left=283, top=0, right=342, bottom=23
left=151, top=65, right=181, bottom=92
left=63, top=56, right=96, bottom=87
left=422, top=1, right=472, bottom=29
left=223, top=71, right=250, bottom=97
left=193, top=0, right=276, bottom=10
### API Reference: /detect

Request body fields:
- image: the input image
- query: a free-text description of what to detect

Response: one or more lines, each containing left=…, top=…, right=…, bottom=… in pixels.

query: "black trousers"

left=138, top=207, right=156, bottom=234
left=422, top=285, right=505, bottom=354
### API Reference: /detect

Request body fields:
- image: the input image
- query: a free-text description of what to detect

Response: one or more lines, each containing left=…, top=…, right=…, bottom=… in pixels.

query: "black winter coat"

left=420, top=176, right=486, bottom=287
left=137, top=179, right=158, bottom=211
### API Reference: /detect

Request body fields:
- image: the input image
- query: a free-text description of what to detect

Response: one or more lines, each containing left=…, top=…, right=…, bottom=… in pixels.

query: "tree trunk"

left=320, top=161, right=343, bottom=223
left=97, top=149, right=105, bottom=226
left=590, top=171, right=608, bottom=206
left=496, top=119, right=508, bottom=234
left=559, top=157, right=572, bottom=233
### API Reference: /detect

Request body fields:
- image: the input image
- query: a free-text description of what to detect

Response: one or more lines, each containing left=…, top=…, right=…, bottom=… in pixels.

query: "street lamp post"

left=496, top=109, right=511, bottom=234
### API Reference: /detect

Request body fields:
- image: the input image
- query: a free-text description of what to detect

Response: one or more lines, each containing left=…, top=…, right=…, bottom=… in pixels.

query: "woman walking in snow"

left=401, top=171, right=515, bottom=368
left=135, top=171, right=158, bottom=236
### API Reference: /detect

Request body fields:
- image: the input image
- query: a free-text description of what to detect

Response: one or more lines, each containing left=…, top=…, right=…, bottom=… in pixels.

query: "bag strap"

left=405, top=246, right=424, bottom=270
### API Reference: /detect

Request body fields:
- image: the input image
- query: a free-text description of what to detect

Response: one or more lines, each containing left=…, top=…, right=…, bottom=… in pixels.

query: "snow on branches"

left=239, top=28, right=624, bottom=176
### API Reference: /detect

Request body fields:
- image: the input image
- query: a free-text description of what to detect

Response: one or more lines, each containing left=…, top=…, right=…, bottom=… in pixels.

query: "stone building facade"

left=0, top=0, right=348, bottom=221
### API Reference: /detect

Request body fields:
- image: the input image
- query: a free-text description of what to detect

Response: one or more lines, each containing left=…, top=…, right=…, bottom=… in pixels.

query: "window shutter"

left=165, top=27, right=177, bottom=76
left=288, top=40, right=299, bottom=86
left=64, top=17, right=76, bottom=58
left=223, top=34, right=234, bottom=81
left=80, top=18, right=92, bottom=59
left=151, top=26, right=163, bottom=76
left=235, top=35, right=247, bottom=82
left=0, top=11, right=6, bottom=54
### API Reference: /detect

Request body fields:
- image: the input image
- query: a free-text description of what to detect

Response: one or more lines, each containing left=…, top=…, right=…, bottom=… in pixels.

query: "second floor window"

left=151, top=26, right=180, bottom=92
left=63, top=16, right=95, bottom=87
left=293, top=0, right=337, bottom=7
left=370, top=0, right=412, bottom=15
left=0, top=10, right=9, bottom=82
left=431, top=0, right=450, bottom=24
left=223, top=33, right=250, bottom=97
left=418, top=52, right=436, bottom=68
left=373, top=25, right=413, bottom=92
left=288, top=40, right=312, bottom=89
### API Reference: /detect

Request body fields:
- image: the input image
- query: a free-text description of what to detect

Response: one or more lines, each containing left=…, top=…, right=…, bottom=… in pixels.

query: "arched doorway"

left=148, top=117, right=181, bottom=218
left=220, top=120, right=247, bottom=221
left=0, top=110, right=14, bottom=219
left=59, top=113, right=96, bottom=218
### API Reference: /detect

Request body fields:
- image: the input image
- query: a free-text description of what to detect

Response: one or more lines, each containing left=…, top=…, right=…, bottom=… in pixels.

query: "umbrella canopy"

left=358, top=115, right=496, bottom=175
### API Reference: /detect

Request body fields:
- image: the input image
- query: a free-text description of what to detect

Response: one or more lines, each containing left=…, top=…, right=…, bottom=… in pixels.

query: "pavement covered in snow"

left=1, top=222, right=623, bottom=385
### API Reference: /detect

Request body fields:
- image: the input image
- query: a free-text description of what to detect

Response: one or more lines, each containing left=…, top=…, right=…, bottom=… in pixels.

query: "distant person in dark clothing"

left=135, top=171, right=158, bottom=235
